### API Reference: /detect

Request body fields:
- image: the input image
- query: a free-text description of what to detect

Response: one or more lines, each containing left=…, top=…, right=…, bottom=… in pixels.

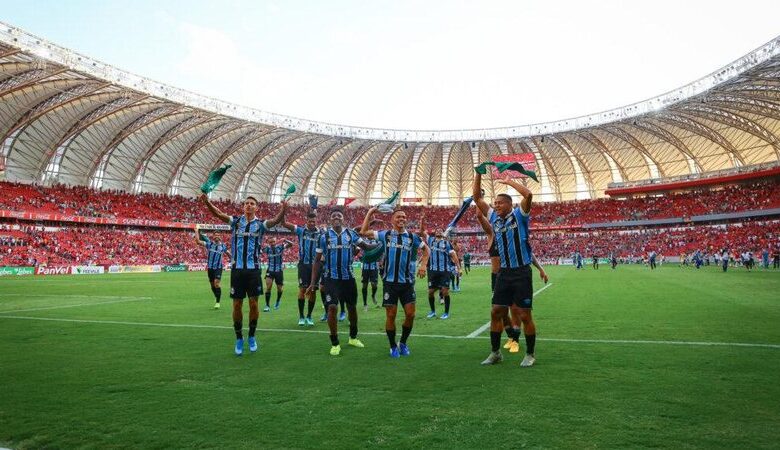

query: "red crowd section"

left=1, top=179, right=779, bottom=230
left=1, top=219, right=777, bottom=267
left=1, top=179, right=779, bottom=267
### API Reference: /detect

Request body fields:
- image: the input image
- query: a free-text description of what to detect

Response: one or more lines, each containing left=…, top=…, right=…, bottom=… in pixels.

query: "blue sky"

left=1, top=0, right=779, bottom=129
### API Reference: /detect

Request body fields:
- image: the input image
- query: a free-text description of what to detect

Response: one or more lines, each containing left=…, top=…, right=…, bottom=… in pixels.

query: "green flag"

left=200, top=165, right=231, bottom=194
left=474, top=162, right=495, bottom=174
left=360, top=240, right=386, bottom=264
left=494, top=162, right=539, bottom=182
left=377, top=191, right=400, bottom=213
left=384, top=191, right=399, bottom=206
left=283, top=183, right=296, bottom=200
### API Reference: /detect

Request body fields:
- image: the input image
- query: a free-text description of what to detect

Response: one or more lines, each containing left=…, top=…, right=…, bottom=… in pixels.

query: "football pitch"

left=1, top=265, right=779, bottom=449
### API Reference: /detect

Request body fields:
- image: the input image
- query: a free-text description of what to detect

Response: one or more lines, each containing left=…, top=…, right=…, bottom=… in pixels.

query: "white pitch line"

left=465, top=282, right=554, bottom=338
left=0, top=297, right=152, bottom=314
left=1, top=314, right=777, bottom=349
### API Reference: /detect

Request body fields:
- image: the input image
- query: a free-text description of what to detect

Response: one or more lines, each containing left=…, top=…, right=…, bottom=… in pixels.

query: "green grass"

left=1, top=265, right=779, bottom=449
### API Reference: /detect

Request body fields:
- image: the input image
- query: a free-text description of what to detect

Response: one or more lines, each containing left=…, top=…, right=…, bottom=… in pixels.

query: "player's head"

left=243, top=196, right=258, bottom=216
left=493, top=193, right=513, bottom=216
left=391, top=209, right=406, bottom=230
left=267, top=236, right=276, bottom=245
left=434, top=228, right=444, bottom=238
left=306, top=212, right=317, bottom=228
left=212, top=234, right=221, bottom=243
left=329, top=207, right=344, bottom=228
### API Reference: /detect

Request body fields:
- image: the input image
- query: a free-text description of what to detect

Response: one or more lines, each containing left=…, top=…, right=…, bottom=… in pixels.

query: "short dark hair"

left=330, top=207, right=344, bottom=216
left=496, top=193, right=513, bottom=204
left=245, top=195, right=258, bottom=204
left=391, top=209, right=405, bottom=217
left=306, top=212, right=316, bottom=219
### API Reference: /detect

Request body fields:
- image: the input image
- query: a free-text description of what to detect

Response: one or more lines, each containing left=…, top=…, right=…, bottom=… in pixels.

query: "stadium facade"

left=0, top=22, right=779, bottom=205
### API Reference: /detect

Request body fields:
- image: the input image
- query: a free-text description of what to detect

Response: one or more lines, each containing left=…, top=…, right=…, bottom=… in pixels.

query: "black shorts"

left=464, top=262, right=471, bottom=269
left=492, top=265, right=533, bottom=309
left=207, top=268, right=223, bottom=282
left=361, top=269, right=378, bottom=283
left=382, top=281, right=416, bottom=307
left=265, top=270, right=284, bottom=285
left=428, top=270, right=450, bottom=289
left=323, top=278, right=357, bottom=308
left=298, top=263, right=318, bottom=289
left=489, top=242, right=499, bottom=258
left=230, top=268, right=262, bottom=300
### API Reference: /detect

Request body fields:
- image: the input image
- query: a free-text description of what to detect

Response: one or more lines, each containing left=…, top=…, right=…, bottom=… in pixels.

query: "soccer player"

left=463, top=251, right=472, bottom=274
left=610, top=252, right=618, bottom=269
left=263, top=237, right=292, bottom=312
left=721, top=248, right=730, bottom=272
left=592, top=253, right=599, bottom=270
left=421, top=228, right=460, bottom=319
left=281, top=211, right=322, bottom=326
left=306, top=208, right=377, bottom=356
left=199, top=193, right=287, bottom=356
left=473, top=171, right=537, bottom=367
left=360, top=239, right=380, bottom=311
left=194, top=226, right=227, bottom=309
left=360, top=206, right=429, bottom=358
left=649, top=250, right=657, bottom=270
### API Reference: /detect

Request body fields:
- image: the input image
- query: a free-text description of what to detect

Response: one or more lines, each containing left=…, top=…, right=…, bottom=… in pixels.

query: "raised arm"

left=265, top=201, right=288, bottom=228
left=283, top=239, right=294, bottom=249
left=497, top=179, right=532, bottom=214
left=475, top=208, right=493, bottom=236
left=193, top=226, right=207, bottom=247
left=199, top=193, right=231, bottom=224
left=472, top=172, right=491, bottom=216
left=280, top=218, right=296, bottom=232
left=359, top=206, right=378, bottom=238
left=449, top=249, right=461, bottom=275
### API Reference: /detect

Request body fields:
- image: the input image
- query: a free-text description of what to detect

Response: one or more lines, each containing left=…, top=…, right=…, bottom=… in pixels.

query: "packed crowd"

left=1, top=218, right=777, bottom=268
left=1, top=178, right=778, bottom=230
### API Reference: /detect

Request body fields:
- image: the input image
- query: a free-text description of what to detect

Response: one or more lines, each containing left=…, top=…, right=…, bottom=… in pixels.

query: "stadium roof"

left=1, top=22, right=779, bottom=205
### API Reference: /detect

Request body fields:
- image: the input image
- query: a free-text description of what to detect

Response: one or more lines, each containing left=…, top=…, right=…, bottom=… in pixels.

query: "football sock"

left=428, top=294, right=435, bottom=312
left=444, top=295, right=450, bottom=314
left=264, top=292, right=271, bottom=307
left=371, top=285, right=377, bottom=300
left=233, top=320, right=242, bottom=339
left=248, top=319, right=257, bottom=337
left=525, top=334, right=536, bottom=354
left=306, top=299, right=315, bottom=317
left=490, top=331, right=501, bottom=352
left=330, top=334, right=339, bottom=346
left=386, top=329, right=397, bottom=348
left=400, top=325, right=412, bottom=344
left=361, top=284, right=368, bottom=305
left=214, top=287, right=221, bottom=303
left=297, top=298, right=305, bottom=317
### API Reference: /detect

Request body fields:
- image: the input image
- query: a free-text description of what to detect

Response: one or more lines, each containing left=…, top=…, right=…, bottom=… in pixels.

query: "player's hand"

left=417, top=267, right=427, bottom=279
left=540, top=270, right=549, bottom=284
left=305, top=285, right=314, bottom=296
left=198, top=193, right=208, bottom=203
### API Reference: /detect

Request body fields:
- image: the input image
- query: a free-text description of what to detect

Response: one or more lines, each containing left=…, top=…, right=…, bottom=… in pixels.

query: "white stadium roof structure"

left=1, top=22, right=779, bottom=206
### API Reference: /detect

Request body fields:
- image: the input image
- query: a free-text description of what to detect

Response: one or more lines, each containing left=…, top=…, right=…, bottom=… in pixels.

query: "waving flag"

left=200, top=165, right=231, bottom=194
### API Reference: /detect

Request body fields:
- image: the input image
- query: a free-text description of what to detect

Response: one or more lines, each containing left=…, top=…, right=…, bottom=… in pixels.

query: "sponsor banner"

left=491, top=153, right=536, bottom=179
left=0, top=266, right=35, bottom=276
left=163, top=264, right=187, bottom=272
left=0, top=209, right=204, bottom=230
left=187, top=263, right=207, bottom=272
left=35, top=265, right=70, bottom=275
left=108, top=265, right=162, bottom=274
left=71, top=265, right=105, bottom=275
left=402, top=197, right=423, bottom=203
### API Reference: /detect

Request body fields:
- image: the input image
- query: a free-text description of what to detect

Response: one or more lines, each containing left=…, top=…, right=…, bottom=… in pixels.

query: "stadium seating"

left=1, top=179, right=778, bottom=228
left=1, top=179, right=778, bottom=266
